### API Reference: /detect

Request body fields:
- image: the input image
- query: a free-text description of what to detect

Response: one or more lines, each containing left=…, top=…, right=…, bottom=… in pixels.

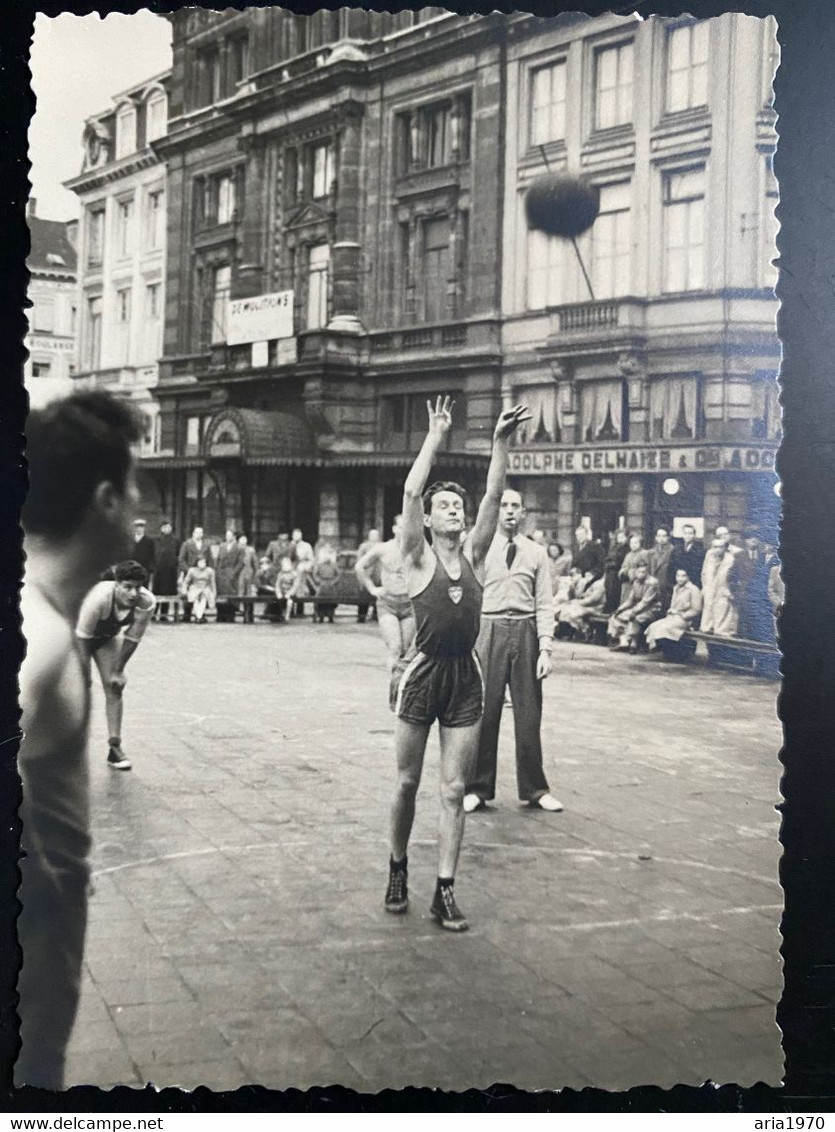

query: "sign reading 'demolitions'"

left=227, top=291, right=294, bottom=346
left=509, top=445, right=778, bottom=476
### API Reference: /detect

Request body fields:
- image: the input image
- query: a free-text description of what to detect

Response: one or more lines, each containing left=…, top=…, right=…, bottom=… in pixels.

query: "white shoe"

left=535, top=793, right=563, bottom=812
left=463, top=793, right=484, bottom=813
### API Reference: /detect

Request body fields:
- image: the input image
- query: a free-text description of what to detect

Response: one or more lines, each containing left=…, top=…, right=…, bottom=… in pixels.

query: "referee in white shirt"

left=464, top=489, right=563, bottom=813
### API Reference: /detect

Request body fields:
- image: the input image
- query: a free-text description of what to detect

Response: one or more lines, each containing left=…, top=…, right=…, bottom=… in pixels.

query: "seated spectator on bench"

left=607, top=563, right=662, bottom=653
left=274, top=556, right=296, bottom=623
left=557, top=575, right=607, bottom=641
left=291, top=543, right=316, bottom=618
left=312, top=544, right=340, bottom=623
left=553, top=566, right=586, bottom=631
left=618, top=534, right=649, bottom=604
left=182, top=555, right=216, bottom=624
left=646, top=568, right=703, bottom=656
left=256, top=555, right=280, bottom=621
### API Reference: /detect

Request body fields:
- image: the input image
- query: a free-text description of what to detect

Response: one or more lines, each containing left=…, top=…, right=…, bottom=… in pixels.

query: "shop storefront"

left=507, top=441, right=780, bottom=547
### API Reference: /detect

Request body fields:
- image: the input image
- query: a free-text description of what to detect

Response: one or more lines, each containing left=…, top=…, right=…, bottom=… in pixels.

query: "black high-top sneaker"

left=384, top=857, right=408, bottom=914
left=107, top=745, right=131, bottom=771
left=430, top=881, right=469, bottom=932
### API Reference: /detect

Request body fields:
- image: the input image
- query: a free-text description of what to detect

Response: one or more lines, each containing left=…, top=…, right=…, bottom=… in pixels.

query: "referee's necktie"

left=506, top=539, right=517, bottom=570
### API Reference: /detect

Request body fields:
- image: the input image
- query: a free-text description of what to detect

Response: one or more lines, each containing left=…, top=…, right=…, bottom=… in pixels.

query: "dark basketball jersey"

left=412, top=551, right=482, bottom=658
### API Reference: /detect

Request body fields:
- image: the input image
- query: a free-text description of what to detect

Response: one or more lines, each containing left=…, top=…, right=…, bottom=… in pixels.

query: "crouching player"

left=76, top=559, right=155, bottom=771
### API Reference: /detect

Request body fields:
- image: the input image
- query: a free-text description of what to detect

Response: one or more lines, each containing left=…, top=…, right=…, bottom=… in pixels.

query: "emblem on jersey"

left=448, top=585, right=463, bottom=605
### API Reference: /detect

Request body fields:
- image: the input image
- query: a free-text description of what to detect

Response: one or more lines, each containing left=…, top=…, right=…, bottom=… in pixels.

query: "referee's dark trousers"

left=469, top=616, right=550, bottom=804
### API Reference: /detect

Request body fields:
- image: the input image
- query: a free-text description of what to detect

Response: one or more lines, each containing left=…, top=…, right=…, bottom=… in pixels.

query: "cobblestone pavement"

left=64, top=617, right=783, bottom=1094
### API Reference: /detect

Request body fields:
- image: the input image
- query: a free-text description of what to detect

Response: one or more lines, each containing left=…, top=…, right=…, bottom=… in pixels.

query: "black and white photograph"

left=18, top=4, right=785, bottom=1097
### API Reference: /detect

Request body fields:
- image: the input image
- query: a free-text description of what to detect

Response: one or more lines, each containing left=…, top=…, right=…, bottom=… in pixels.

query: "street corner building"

left=67, top=8, right=780, bottom=549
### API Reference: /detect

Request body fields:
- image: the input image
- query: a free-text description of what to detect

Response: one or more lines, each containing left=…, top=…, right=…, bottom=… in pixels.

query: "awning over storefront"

left=204, top=407, right=316, bottom=462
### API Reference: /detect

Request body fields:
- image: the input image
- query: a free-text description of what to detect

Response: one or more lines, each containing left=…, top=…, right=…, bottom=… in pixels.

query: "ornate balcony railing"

left=552, top=298, right=647, bottom=338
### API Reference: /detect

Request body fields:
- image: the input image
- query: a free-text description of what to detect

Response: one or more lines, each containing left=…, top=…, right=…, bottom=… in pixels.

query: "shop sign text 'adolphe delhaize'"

left=508, top=444, right=779, bottom=476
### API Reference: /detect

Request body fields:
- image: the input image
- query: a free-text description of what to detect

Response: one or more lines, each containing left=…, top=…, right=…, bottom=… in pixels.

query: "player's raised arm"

left=468, top=404, right=531, bottom=567
left=400, top=395, right=454, bottom=564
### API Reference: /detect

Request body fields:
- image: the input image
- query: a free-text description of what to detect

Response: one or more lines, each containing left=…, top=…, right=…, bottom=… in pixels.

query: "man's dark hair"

left=422, top=480, right=469, bottom=515
left=114, top=560, right=149, bottom=586
left=23, top=392, right=142, bottom=541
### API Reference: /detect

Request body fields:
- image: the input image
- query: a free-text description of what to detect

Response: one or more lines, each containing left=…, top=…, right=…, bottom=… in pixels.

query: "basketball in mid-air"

left=525, top=172, right=600, bottom=239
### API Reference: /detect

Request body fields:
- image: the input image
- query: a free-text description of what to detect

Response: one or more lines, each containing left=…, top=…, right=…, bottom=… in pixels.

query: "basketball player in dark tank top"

left=385, top=395, right=531, bottom=931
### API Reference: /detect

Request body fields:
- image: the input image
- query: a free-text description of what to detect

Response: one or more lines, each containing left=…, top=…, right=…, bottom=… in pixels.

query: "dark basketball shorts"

left=377, top=592, right=413, bottom=621
left=391, top=649, right=484, bottom=728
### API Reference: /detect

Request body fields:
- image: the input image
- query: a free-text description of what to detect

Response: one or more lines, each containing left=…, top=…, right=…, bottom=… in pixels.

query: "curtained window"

left=751, top=377, right=781, bottom=440
left=515, top=386, right=557, bottom=445
left=581, top=380, right=624, bottom=442
left=649, top=377, right=699, bottom=439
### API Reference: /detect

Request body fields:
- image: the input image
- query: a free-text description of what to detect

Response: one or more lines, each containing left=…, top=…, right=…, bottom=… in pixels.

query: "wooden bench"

left=566, top=614, right=779, bottom=676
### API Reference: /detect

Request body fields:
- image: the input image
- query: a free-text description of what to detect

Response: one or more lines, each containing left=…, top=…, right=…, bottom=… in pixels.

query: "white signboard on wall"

left=227, top=291, right=294, bottom=346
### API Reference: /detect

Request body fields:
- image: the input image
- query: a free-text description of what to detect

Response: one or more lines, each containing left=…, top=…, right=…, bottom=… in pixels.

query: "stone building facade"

left=25, top=200, right=78, bottom=410
left=501, top=12, right=780, bottom=546
left=139, top=8, right=779, bottom=549
left=66, top=70, right=171, bottom=515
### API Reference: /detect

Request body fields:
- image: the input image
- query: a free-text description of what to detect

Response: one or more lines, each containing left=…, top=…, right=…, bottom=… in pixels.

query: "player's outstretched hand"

left=494, top=403, right=533, bottom=440
left=426, top=395, right=454, bottom=439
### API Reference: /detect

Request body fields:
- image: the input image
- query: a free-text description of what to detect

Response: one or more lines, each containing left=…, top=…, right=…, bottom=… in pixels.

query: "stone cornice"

left=64, top=149, right=163, bottom=195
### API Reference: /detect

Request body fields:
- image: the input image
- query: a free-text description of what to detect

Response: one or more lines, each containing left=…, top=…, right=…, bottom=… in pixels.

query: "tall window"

left=146, top=92, right=167, bottom=142
left=145, top=187, right=165, bottom=250
left=145, top=282, right=161, bottom=321
left=88, top=207, right=105, bottom=265
left=217, top=174, right=236, bottom=224
left=663, top=166, right=706, bottom=292
left=87, top=296, right=103, bottom=368
left=115, top=105, right=137, bottom=159
left=581, top=380, right=625, bottom=442
left=211, top=265, right=231, bottom=344
left=650, top=377, right=700, bottom=439
left=199, top=48, right=222, bottom=106
left=594, top=41, right=634, bottom=130
left=185, top=416, right=201, bottom=455
left=397, top=95, right=471, bottom=173
left=228, top=36, right=250, bottom=92
left=666, top=22, right=709, bottom=113
left=425, top=104, right=450, bottom=168
left=591, top=181, right=631, bottom=298
left=422, top=217, right=450, bottom=322
left=527, top=226, right=565, bottom=310
left=32, top=300, right=55, bottom=332
left=312, top=142, right=334, bottom=199
left=116, top=197, right=135, bottom=258
left=530, top=61, right=567, bottom=147
left=117, top=289, right=131, bottom=320
left=307, top=244, right=330, bottom=329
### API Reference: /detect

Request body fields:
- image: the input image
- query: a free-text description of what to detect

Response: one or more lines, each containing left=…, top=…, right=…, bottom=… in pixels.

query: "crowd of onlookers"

left=126, top=518, right=380, bottom=624
left=127, top=515, right=783, bottom=660
left=541, top=522, right=783, bottom=658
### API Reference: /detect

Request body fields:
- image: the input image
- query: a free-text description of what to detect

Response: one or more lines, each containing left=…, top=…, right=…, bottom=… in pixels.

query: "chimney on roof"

left=27, top=197, right=37, bottom=218
left=65, top=220, right=78, bottom=249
